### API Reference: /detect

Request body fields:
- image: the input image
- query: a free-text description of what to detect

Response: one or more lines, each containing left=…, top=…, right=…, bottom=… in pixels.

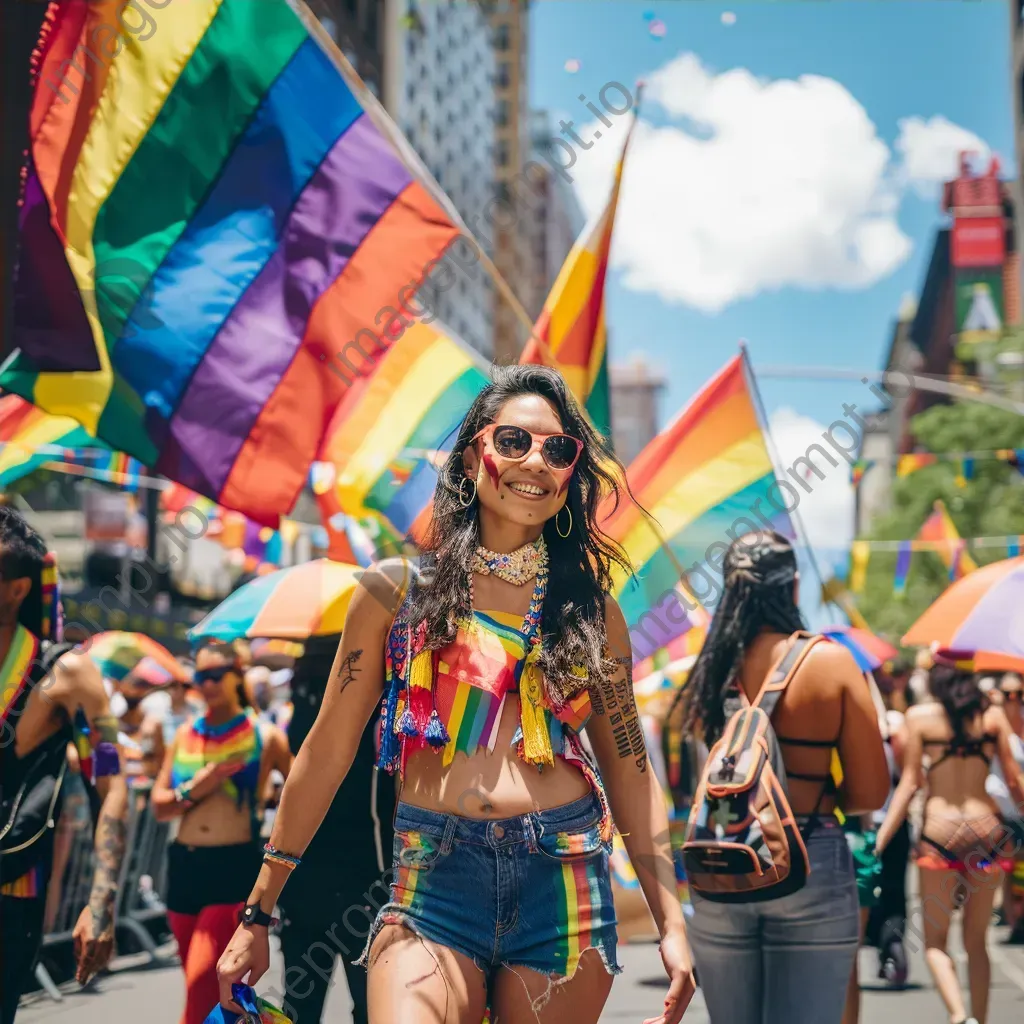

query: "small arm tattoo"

left=337, top=649, right=364, bottom=693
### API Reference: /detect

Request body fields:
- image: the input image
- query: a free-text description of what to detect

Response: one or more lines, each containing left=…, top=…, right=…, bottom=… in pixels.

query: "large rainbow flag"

left=0, top=393, right=103, bottom=487
left=5, top=0, right=458, bottom=526
left=314, top=322, right=489, bottom=558
left=518, top=103, right=639, bottom=440
left=603, top=354, right=796, bottom=657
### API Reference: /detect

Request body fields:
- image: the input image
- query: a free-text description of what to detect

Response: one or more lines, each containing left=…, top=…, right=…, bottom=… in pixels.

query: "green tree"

left=857, top=398, right=1024, bottom=643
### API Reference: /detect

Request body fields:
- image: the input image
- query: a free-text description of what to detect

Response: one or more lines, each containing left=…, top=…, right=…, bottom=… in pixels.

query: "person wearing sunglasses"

left=218, top=365, right=694, bottom=1024
left=151, top=640, right=291, bottom=1024
left=987, top=673, right=1024, bottom=943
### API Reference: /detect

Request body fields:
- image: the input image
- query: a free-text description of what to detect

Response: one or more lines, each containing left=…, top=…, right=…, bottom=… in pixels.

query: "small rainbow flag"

left=6, top=0, right=458, bottom=526
left=917, top=499, right=977, bottom=578
left=0, top=394, right=103, bottom=487
left=601, top=354, right=796, bottom=656
left=893, top=541, right=912, bottom=596
left=850, top=459, right=873, bottom=487
left=519, top=97, right=640, bottom=439
left=897, top=453, right=937, bottom=477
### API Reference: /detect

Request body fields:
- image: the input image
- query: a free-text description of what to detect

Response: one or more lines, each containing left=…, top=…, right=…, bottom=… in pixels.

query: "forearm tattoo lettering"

left=591, top=655, right=647, bottom=772
left=337, top=649, right=364, bottom=694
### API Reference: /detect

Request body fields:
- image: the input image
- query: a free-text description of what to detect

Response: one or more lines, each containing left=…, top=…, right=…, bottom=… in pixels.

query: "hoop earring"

left=459, top=477, right=477, bottom=508
left=555, top=505, right=572, bottom=538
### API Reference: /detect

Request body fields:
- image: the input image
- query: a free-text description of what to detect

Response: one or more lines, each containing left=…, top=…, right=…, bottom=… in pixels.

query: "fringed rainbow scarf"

left=0, top=624, right=40, bottom=727
left=377, top=589, right=612, bottom=839
left=170, top=709, right=263, bottom=811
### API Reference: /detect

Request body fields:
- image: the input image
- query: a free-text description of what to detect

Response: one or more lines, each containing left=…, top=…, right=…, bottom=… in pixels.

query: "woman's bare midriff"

left=175, top=790, right=255, bottom=847
left=399, top=696, right=591, bottom=818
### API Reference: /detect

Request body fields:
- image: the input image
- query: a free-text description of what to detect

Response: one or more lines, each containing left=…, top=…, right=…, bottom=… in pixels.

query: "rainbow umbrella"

left=903, top=555, right=1024, bottom=663
left=821, top=625, right=899, bottom=672
left=85, top=632, right=189, bottom=683
left=189, top=559, right=364, bottom=642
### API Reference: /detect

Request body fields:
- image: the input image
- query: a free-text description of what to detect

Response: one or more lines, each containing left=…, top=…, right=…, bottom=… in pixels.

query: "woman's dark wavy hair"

left=411, top=364, right=636, bottom=706
left=929, top=665, right=989, bottom=743
left=676, top=531, right=804, bottom=745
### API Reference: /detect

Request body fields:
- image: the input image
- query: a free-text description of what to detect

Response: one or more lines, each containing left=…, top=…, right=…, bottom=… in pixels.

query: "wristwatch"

left=239, top=903, right=277, bottom=929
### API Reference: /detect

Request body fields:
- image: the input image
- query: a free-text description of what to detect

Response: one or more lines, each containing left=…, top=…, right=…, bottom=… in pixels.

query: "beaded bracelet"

left=263, top=843, right=302, bottom=871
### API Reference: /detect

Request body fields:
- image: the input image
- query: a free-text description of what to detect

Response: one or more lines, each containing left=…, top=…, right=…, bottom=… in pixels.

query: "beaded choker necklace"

left=470, top=536, right=548, bottom=586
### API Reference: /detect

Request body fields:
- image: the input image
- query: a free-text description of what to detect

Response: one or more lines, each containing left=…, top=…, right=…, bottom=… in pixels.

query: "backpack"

left=681, top=632, right=824, bottom=904
left=0, top=641, right=75, bottom=885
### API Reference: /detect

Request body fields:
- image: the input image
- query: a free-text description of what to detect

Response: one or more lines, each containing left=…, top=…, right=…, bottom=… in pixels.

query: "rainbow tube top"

left=377, top=596, right=612, bottom=840
left=171, top=709, right=263, bottom=817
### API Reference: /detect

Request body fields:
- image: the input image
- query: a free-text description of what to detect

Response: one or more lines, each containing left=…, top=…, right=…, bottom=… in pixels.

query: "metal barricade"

left=34, top=780, right=173, bottom=1002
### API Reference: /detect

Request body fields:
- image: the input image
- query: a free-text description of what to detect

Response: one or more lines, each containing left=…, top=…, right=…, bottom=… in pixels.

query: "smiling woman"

left=217, top=365, right=696, bottom=1024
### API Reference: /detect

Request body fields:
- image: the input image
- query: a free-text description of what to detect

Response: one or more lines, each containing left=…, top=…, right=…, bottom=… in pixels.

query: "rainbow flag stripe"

left=315, top=323, right=488, bottom=552
left=603, top=355, right=795, bottom=655
left=393, top=831, right=435, bottom=912
left=0, top=624, right=41, bottom=726
left=7, top=0, right=457, bottom=526
left=555, top=859, right=611, bottom=978
left=0, top=395, right=102, bottom=487
left=0, top=862, right=44, bottom=899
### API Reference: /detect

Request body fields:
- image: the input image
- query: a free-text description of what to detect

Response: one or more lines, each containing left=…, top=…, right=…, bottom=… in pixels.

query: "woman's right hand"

left=216, top=923, right=270, bottom=1010
left=188, top=756, right=248, bottom=801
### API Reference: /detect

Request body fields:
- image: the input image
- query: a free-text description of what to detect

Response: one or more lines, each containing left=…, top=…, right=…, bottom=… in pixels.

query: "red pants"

left=168, top=904, right=243, bottom=1024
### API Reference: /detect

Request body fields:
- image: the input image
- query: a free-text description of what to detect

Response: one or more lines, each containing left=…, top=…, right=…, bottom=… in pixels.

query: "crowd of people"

left=2, top=366, right=1024, bottom=1024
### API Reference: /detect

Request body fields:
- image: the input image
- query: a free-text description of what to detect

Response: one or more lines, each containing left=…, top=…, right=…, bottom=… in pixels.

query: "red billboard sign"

left=951, top=216, right=1005, bottom=268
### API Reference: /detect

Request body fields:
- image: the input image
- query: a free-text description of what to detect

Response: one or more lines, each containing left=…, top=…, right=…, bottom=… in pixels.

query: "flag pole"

left=738, top=342, right=843, bottom=620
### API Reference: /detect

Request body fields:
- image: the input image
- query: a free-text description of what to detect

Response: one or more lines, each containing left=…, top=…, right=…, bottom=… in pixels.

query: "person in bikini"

left=216, top=365, right=694, bottom=1024
left=876, top=662, right=1024, bottom=1024
left=151, top=640, right=291, bottom=1024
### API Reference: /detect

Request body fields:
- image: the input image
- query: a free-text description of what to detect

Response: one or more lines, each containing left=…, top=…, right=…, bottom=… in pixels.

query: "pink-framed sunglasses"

left=471, top=423, right=583, bottom=472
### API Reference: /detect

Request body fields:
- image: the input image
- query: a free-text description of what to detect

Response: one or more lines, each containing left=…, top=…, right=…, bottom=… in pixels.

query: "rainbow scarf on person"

left=0, top=624, right=40, bottom=727
left=170, top=709, right=262, bottom=810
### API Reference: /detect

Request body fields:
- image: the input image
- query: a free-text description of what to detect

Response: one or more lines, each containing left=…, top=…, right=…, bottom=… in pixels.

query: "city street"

left=16, top=914, right=1024, bottom=1023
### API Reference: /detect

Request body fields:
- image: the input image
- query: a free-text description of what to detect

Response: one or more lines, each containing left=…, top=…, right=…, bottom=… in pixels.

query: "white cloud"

left=766, top=406, right=854, bottom=557
left=894, top=115, right=990, bottom=195
left=568, top=53, right=988, bottom=312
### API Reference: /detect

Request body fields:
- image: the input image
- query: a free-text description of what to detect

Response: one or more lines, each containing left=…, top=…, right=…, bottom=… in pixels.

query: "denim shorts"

left=357, top=793, right=622, bottom=982
left=687, top=821, right=859, bottom=1024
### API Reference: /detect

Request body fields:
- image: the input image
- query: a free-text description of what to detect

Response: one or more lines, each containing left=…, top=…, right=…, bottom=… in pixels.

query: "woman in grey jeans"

left=675, top=533, right=889, bottom=1023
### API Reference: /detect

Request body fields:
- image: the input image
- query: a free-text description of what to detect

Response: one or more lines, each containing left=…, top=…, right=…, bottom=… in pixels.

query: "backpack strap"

left=754, top=632, right=823, bottom=721
left=723, top=632, right=823, bottom=721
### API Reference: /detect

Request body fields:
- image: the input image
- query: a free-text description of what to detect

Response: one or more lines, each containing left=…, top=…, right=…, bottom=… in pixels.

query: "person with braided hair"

left=675, top=532, right=889, bottom=1024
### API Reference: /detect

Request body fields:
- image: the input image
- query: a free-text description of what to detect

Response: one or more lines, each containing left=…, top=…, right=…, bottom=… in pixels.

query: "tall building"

left=482, top=1, right=532, bottom=362
left=381, top=0, right=497, bottom=358
left=609, top=357, right=666, bottom=466
left=309, top=0, right=385, bottom=96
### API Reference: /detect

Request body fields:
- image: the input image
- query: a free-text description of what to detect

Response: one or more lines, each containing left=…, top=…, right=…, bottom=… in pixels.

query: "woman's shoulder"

left=347, top=556, right=423, bottom=629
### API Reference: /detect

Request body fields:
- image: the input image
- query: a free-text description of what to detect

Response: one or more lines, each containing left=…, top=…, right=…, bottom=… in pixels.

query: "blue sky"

left=529, top=0, right=1014, bottom=431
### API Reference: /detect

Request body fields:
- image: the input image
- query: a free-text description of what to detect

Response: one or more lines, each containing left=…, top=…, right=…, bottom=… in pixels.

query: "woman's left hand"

left=644, top=927, right=696, bottom=1023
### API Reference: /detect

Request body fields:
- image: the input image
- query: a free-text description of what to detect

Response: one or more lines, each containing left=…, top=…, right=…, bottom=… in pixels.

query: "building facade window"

left=497, top=62, right=511, bottom=89
left=496, top=99, right=509, bottom=127
left=495, top=23, right=510, bottom=50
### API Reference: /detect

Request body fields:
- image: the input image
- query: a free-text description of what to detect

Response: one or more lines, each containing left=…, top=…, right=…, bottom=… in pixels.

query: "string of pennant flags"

left=846, top=500, right=1023, bottom=596
left=851, top=448, right=1024, bottom=488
